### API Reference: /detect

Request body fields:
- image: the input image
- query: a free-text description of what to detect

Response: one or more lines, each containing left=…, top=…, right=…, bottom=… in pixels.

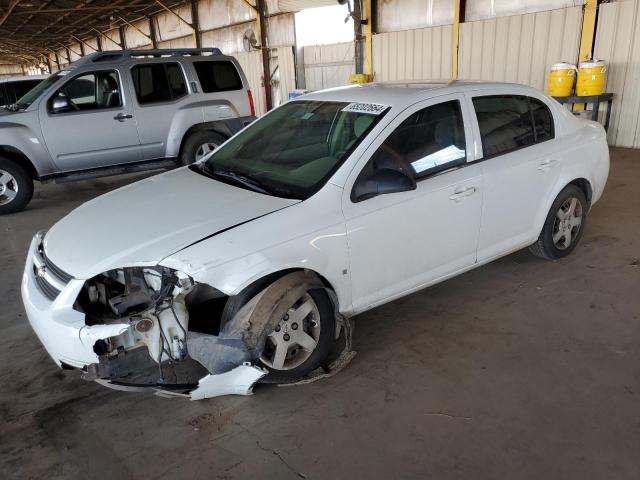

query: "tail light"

left=247, top=89, right=255, bottom=117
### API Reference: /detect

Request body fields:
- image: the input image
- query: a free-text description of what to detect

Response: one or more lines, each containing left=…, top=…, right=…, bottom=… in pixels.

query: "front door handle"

left=537, top=159, right=558, bottom=171
left=449, top=186, right=476, bottom=202
left=114, top=113, right=133, bottom=121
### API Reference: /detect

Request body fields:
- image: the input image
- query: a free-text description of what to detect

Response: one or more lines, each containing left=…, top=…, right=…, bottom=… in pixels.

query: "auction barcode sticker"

left=342, top=102, right=388, bottom=115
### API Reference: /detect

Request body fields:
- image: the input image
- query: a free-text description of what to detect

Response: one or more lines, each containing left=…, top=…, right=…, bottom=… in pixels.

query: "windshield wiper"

left=209, top=169, right=271, bottom=195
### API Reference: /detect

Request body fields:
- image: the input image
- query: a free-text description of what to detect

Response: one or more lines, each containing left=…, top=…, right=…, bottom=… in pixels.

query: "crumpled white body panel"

left=190, top=364, right=267, bottom=400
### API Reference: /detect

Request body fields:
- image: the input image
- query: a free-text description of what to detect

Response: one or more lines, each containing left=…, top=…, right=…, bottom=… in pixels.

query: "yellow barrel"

left=548, top=62, right=576, bottom=97
left=576, top=60, right=607, bottom=96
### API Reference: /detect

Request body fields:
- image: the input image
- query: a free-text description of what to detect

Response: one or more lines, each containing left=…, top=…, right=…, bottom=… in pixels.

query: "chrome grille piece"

left=32, top=240, right=73, bottom=301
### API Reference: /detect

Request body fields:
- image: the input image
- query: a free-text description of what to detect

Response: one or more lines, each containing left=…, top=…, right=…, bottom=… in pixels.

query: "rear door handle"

left=449, top=186, right=476, bottom=202
left=537, top=159, right=558, bottom=171
left=114, top=113, right=133, bottom=121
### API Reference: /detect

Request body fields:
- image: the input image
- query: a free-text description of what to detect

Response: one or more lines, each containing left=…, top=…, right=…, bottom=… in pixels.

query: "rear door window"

left=472, top=95, right=554, bottom=158
left=193, top=61, right=243, bottom=93
left=131, top=63, right=187, bottom=104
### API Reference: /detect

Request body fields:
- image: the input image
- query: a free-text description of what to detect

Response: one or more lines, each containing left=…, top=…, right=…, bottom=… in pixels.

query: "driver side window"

left=49, top=70, right=122, bottom=114
left=368, top=100, right=467, bottom=180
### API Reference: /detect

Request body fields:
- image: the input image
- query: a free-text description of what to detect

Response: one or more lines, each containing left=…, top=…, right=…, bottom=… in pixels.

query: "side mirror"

left=352, top=168, right=417, bottom=202
left=51, top=96, right=70, bottom=113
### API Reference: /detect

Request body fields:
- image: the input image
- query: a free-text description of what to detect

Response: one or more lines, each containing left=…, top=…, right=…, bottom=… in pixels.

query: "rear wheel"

left=529, top=184, right=587, bottom=259
left=221, top=277, right=335, bottom=383
left=0, top=158, right=33, bottom=215
left=180, top=131, right=226, bottom=166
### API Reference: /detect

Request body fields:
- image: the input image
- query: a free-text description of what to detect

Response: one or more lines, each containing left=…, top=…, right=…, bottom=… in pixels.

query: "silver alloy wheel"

left=552, top=196, right=583, bottom=250
left=194, top=142, right=219, bottom=161
left=0, top=169, right=18, bottom=206
left=261, top=293, right=321, bottom=370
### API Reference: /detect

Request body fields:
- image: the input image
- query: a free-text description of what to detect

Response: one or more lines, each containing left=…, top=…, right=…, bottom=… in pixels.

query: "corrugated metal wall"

left=372, top=25, right=452, bottom=81
left=303, top=42, right=355, bottom=90
left=125, top=19, right=154, bottom=49
left=235, top=50, right=267, bottom=116
left=0, top=64, right=23, bottom=78
left=270, top=47, right=296, bottom=107
left=458, top=6, right=582, bottom=92
left=594, top=0, right=640, bottom=148
left=377, top=0, right=455, bottom=33
left=466, top=0, right=584, bottom=21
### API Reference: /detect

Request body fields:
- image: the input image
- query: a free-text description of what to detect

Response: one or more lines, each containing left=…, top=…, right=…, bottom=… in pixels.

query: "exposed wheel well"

left=569, top=178, right=593, bottom=207
left=0, top=146, right=38, bottom=180
left=237, top=268, right=340, bottom=311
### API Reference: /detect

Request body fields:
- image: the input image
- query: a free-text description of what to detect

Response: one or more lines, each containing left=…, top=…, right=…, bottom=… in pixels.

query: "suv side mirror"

left=352, top=168, right=417, bottom=202
left=51, top=96, right=70, bottom=113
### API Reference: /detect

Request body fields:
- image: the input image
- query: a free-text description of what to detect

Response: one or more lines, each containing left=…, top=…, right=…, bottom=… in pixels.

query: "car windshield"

left=14, top=72, right=65, bottom=109
left=199, top=100, right=387, bottom=199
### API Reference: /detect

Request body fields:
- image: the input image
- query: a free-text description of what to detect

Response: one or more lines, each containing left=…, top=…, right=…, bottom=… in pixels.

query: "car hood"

left=43, top=167, right=300, bottom=279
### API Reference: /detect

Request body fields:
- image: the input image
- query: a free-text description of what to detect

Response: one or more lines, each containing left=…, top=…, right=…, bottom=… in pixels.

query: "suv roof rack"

left=88, top=48, right=223, bottom=63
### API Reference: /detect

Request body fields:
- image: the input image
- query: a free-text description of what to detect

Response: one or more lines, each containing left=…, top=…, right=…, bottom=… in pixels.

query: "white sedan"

left=21, top=81, right=609, bottom=398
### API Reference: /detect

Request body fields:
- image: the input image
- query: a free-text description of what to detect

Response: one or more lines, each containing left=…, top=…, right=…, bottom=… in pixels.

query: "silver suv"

left=0, top=48, right=255, bottom=214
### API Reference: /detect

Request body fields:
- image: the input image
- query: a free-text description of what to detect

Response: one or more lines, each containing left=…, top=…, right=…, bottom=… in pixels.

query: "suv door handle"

left=114, top=113, right=133, bottom=121
left=449, top=186, right=476, bottom=202
left=537, top=159, right=558, bottom=171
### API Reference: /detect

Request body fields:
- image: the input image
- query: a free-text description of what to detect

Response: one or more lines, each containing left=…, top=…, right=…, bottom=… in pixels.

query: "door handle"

left=114, top=113, right=133, bottom=121
left=449, top=186, right=476, bottom=202
left=537, top=159, right=558, bottom=171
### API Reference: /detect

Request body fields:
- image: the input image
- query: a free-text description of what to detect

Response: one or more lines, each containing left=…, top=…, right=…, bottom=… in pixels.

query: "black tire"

left=529, top=184, right=588, bottom=260
left=221, top=274, right=335, bottom=384
left=179, top=131, right=226, bottom=166
left=0, top=158, right=34, bottom=215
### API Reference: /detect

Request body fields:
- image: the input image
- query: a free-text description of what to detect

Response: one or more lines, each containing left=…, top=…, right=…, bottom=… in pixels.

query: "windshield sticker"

left=342, top=102, right=388, bottom=115
left=301, top=112, right=314, bottom=120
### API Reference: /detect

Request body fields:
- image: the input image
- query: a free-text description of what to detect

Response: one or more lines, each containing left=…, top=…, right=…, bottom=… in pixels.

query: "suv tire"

left=0, top=158, right=34, bottom=215
left=180, top=131, right=226, bottom=166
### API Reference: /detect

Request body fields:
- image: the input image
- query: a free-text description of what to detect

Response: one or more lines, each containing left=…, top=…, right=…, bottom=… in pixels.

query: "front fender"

left=0, top=116, right=54, bottom=177
left=160, top=184, right=353, bottom=315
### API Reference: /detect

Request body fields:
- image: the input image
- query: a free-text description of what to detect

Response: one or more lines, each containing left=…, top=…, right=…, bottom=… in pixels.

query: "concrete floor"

left=1, top=148, right=639, bottom=480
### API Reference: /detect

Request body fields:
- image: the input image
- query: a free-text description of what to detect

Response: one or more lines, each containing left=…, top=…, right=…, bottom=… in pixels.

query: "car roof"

left=0, top=74, right=48, bottom=83
left=300, top=80, right=543, bottom=110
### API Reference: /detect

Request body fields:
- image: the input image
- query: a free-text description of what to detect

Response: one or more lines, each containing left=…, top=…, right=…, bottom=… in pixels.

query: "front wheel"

left=180, top=131, right=226, bottom=166
left=0, top=158, right=34, bottom=215
left=221, top=282, right=335, bottom=384
left=529, top=184, right=587, bottom=259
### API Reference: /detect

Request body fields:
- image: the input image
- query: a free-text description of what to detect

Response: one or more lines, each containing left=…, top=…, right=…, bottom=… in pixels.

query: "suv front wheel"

left=0, top=158, right=34, bottom=215
left=180, top=131, right=226, bottom=166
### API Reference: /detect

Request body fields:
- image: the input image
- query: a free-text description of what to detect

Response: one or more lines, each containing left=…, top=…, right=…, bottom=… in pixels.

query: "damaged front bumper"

left=21, top=233, right=266, bottom=399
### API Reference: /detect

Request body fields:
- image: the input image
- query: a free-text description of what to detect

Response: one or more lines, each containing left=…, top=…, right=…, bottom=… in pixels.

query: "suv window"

left=11, top=80, right=41, bottom=102
left=49, top=70, right=122, bottom=113
left=193, top=61, right=243, bottom=93
left=0, top=85, right=7, bottom=105
left=364, top=100, right=466, bottom=180
left=473, top=95, right=554, bottom=158
left=131, top=63, right=187, bottom=104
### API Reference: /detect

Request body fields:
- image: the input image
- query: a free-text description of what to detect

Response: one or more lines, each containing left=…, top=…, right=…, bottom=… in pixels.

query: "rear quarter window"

left=193, top=61, right=243, bottom=93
